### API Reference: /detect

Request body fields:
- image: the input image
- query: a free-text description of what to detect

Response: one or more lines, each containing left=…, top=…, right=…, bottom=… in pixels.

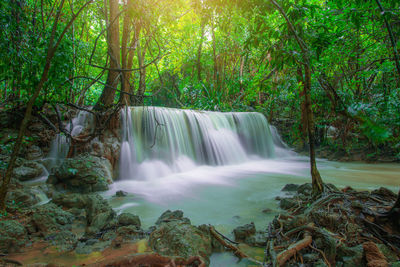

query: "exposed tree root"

left=276, top=231, right=312, bottom=266
left=209, top=226, right=248, bottom=259
left=209, top=226, right=263, bottom=266
left=363, top=241, right=388, bottom=267
left=263, top=184, right=400, bottom=266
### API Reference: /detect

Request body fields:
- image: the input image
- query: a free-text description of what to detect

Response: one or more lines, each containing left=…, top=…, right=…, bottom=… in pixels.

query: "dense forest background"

left=1, top=0, right=399, bottom=160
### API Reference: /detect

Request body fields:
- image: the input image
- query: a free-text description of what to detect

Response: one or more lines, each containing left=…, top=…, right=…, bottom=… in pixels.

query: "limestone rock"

left=26, top=145, right=43, bottom=160
left=45, top=231, right=77, bottom=252
left=0, top=220, right=28, bottom=253
left=117, top=213, right=141, bottom=227
left=282, top=184, right=300, bottom=192
left=52, top=193, right=116, bottom=236
left=233, top=222, right=256, bottom=242
left=6, top=187, right=40, bottom=209
left=13, top=160, right=44, bottom=181
left=49, top=153, right=113, bottom=193
left=155, top=210, right=191, bottom=225
left=149, top=211, right=212, bottom=265
left=30, top=203, right=74, bottom=235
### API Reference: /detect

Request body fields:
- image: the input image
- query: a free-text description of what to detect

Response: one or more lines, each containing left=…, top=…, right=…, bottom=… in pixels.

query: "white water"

left=118, top=106, right=291, bottom=181
left=47, top=110, right=92, bottom=168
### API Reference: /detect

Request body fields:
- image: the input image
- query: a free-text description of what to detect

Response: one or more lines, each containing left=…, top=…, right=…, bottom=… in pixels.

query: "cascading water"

left=47, top=110, right=92, bottom=168
left=118, top=106, right=290, bottom=180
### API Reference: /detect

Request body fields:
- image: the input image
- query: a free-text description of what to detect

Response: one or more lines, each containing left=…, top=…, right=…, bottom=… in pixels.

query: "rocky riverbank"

left=1, top=177, right=400, bottom=266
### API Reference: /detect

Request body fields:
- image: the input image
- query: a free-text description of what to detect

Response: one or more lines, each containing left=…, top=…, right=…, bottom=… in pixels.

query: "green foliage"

left=0, top=0, right=399, bottom=158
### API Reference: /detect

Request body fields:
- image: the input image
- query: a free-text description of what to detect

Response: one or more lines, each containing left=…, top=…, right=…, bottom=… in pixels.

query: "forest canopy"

left=0, top=0, right=399, bottom=159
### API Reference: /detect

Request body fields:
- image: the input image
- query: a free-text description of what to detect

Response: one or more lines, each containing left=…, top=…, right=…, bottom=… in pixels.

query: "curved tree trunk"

left=96, top=0, right=120, bottom=109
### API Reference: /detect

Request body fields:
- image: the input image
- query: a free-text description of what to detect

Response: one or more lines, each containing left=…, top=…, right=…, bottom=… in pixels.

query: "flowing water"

left=49, top=106, right=400, bottom=266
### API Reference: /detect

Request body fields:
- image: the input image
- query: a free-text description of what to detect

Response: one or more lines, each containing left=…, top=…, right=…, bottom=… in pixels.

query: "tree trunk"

left=119, top=0, right=132, bottom=106
left=0, top=0, right=92, bottom=211
left=135, top=31, right=146, bottom=105
left=197, top=23, right=205, bottom=81
left=96, top=0, right=120, bottom=109
left=268, top=0, right=324, bottom=197
left=375, top=0, right=400, bottom=84
left=211, top=13, right=218, bottom=91
left=303, top=60, right=324, bottom=196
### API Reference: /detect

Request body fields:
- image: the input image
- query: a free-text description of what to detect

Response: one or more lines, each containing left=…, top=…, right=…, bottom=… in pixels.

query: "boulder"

left=13, top=161, right=44, bottom=181
left=49, top=153, right=113, bottom=193
left=233, top=222, right=256, bottom=242
left=155, top=210, right=191, bottom=225
left=26, top=145, right=43, bottom=160
left=297, top=183, right=312, bottom=195
left=116, top=225, right=145, bottom=241
left=6, top=187, right=41, bottom=210
left=30, top=203, right=74, bottom=235
left=52, top=193, right=116, bottom=236
left=149, top=210, right=212, bottom=265
left=115, top=190, right=128, bottom=197
left=371, top=187, right=397, bottom=200
left=45, top=231, right=77, bottom=252
left=0, top=220, right=28, bottom=253
left=282, top=184, right=300, bottom=192
left=117, top=213, right=141, bottom=227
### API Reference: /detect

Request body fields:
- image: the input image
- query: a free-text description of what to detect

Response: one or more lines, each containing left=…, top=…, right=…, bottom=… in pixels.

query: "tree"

left=95, top=0, right=121, bottom=109
left=0, top=0, right=93, bottom=211
left=268, top=0, right=324, bottom=197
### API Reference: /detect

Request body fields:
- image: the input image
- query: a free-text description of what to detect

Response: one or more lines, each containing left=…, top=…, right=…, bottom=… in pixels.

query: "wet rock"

left=279, top=197, right=297, bottom=210
left=84, top=194, right=116, bottom=236
left=6, top=187, right=40, bottom=210
left=30, top=203, right=74, bottom=235
left=116, top=225, right=145, bottom=240
left=117, top=213, right=141, bottom=227
left=53, top=193, right=116, bottom=236
left=233, top=222, right=266, bottom=247
left=297, top=183, right=312, bottom=195
left=371, top=187, right=397, bottom=200
left=13, top=160, right=44, bottom=181
left=45, top=231, right=77, bottom=252
left=0, top=220, right=28, bottom=253
left=49, top=153, right=113, bottom=193
left=26, top=145, right=43, bottom=160
left=244, top=231, right=268, bottom=247
left=52, top=193, right=86, bottom=209
left=282, top=184, right=300, bottom=192
left=233, top=222, right=256, bottom=242
left=87, top=211, right=115, bottom=236
left=115, top=190, right=128, bottom=197
left=262, top=208, right=273, bottom=213
left=149, top=211, right=212, bottom=265
left=155, top=210, right=191, bottom=225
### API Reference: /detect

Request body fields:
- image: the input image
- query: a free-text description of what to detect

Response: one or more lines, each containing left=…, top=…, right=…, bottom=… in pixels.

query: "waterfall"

left=47, top=110, right=92, bottom=168
left=119, top=106, right=288, bottom=180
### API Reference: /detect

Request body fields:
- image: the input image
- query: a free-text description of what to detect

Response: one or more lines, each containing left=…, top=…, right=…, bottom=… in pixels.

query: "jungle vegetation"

left=0, top=0, right=399, bottom=207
